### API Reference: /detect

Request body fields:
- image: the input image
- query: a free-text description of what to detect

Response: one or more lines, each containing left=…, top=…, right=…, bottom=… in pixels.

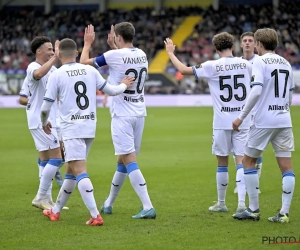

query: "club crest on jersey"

left=251, top=75, right=255, bottom=82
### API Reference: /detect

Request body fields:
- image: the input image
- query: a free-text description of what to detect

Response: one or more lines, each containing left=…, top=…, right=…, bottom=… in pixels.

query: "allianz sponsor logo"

left=124, top=95, right=144, bottom=103
left=221, top=105, right=244, bottom=112
left=268, top=103, right=290, bottom=111
left=71, top=112, right=95, bottom=121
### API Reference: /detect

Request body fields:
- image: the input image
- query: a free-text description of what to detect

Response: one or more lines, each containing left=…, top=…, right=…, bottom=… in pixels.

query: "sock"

left=37, top=158, right=62, bottom=199
left=280, top=171, right=295, bottom=215
left=255, top=156, right=263, bottom=178
left=216, top=166, right=228, bottom=205
left=244, top=168, right=259, bottom=211
left=46, top=182, right=53, bottom=196
left=52, top=174, right=77, bottom=214
left=105, top=163, right=127, bottom=207
left=127, top=162, right=153, bottom=211
left=39, top=160, right=47, bottom=179
left=77, top=173, right=99, bottom=218
left=236, top=164, right=246, bottom=207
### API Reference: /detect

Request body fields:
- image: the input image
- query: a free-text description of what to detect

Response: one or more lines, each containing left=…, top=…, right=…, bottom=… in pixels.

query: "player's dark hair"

left=114, top=22, right=135, bottom=43
left=30, top=36, right=51, bottom=54
left=240, top=32, right=254, bottom=41
left=254, top=28, right=278, bottom=51
left=212, top=32, right=234, bottom=52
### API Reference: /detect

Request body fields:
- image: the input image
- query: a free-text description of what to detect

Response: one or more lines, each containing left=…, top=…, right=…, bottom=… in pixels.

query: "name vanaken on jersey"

left=122, top=56, right=147, bottom=64
left=216, top=63, right=247, bottom=72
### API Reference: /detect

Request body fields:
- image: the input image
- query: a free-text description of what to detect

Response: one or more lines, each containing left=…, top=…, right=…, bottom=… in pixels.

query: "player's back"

left=53, top=63, right=100, bottom=139
left=252, top=53, right=293, bottom=128
left=203, top=57, right=252, bottom=129
left=104, top=47, right=147, bottom=117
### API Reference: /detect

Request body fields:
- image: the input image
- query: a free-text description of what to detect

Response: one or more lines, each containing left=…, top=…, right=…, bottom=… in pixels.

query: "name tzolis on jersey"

left=44, top=63, right=108, bottom=140
left=192, top=57, right=252, bottom=129
left=251, top=53, right=294, bottom=128
left=94, top=47, right=147, bottom=117
left=26, top=62, right=57, bottom=129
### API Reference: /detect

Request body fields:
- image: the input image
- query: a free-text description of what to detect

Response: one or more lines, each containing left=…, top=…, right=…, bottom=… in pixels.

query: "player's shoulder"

left=27, top=61, right=40, bottom=70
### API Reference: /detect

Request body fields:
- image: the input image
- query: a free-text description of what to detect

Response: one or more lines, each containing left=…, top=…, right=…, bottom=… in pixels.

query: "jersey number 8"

left=74, top=81, right=89, bottom=110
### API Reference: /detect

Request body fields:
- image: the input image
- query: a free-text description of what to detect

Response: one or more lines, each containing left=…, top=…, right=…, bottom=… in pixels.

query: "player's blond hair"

left=212, top=32, right=234, bottom=52
left=59, top=38, right=77, bottom=57
left=254, top=28, right=278, bottom=51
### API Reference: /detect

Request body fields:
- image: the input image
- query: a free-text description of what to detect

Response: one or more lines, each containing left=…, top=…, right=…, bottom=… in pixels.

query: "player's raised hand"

left=164, top=38, right=176, bottom=54
left=121, top=76, right=135, bottom=88
left=84, top=24, right=95, bottom=46
left=107, top=25, right=118, bottom=49
left=232, top=118, right=243, bottom=132
left=54, top=40, right=60, bottom=62
left=43, top=121, right=52, bottom=135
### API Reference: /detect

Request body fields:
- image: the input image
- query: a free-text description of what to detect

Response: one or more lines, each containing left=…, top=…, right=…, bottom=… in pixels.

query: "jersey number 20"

left=125, top=67, right=147, bottom=94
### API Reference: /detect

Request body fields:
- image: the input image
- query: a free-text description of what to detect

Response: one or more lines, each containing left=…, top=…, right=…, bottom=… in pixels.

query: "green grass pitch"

left=0, top=107, right=299, bottom=250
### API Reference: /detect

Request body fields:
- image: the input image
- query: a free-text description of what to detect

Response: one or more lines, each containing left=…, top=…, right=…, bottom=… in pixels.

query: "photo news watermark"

left=262, top=236, right=300, bottom=244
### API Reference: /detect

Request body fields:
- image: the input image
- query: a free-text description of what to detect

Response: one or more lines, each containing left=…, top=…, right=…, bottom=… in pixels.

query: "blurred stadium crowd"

left=0, top=0, right=299, bottom=95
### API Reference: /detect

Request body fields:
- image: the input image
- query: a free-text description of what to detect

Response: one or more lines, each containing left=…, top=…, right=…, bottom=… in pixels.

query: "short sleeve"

left=44, top=73, right=58, bottom=102
left=250, top=57, right=264, bottom=87
left=191, top=61, right=211, bottom=80
left=19, top=78, right=30, bottom=97
left=27, top=63, right=40, bottom=82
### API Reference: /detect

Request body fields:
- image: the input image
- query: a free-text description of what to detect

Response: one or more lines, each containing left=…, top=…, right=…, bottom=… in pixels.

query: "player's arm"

left=19, top=95, right=29, bottom=106
left=238, top=85, right=263, bottom=121
left=19, top=77, right=30, bottom=105
left=102, top=94, right=108, bottom=107
left=233, top=58, right=264, bottom=131
left=101, top=77, right=135, bottom=96
left=40, top=100, right=54, bottom=127
left=41, top=73, right=58, bottom=134
left=80, top=24, right=97, bottom=66
left=31, top=41, right=59, bottom=80
left=95, top=70, right=134, bottom=96
left=164, top=38, right=193, bottom=75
